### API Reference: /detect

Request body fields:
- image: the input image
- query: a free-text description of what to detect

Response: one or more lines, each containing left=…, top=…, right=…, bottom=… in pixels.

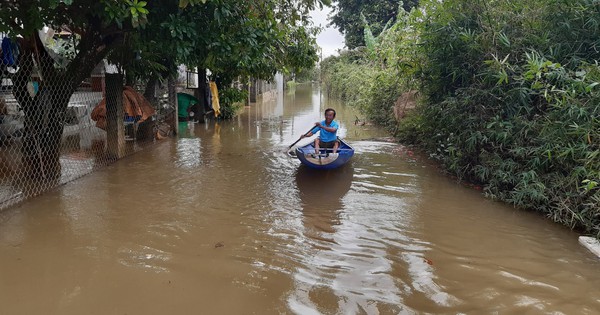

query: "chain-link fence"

left=0, top=30, right=281, bottom=210
left=0, top=50, right=176, bottom=210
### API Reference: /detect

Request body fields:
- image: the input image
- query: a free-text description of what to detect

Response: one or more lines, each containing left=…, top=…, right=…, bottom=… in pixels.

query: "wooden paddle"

left=287, top=126, right=315, bottom=156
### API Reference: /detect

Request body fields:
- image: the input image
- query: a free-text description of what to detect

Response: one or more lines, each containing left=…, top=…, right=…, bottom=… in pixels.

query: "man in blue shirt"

left=303, top=108, right=339, bottom=155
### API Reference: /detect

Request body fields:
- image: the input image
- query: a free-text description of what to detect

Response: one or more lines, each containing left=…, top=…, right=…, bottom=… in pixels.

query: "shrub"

left=322, top=0, right=600, bottom=235
left=218, top=87, right=247, bottom=119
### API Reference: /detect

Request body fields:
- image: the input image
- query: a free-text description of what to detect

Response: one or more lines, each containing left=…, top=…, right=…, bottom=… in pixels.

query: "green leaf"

left=586, top=82, right=599, bottom=92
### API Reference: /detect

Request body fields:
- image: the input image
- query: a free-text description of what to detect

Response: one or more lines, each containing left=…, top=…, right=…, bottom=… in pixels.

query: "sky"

left=309, top=6, right=345, bottom=59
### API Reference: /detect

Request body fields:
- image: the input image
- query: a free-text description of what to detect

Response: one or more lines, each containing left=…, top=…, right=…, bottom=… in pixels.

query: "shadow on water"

left=295, top=164, right=353, bottom=236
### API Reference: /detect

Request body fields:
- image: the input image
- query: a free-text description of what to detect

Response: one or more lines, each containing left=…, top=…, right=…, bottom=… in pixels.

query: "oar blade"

left=287, top=149, right=297, bottom=157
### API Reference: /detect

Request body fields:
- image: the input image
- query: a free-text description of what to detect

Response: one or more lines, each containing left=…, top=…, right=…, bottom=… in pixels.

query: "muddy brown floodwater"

left=1, top=84, right=599, bottom=314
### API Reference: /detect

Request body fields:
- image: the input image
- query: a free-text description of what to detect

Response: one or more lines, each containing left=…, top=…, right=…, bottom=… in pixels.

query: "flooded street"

left=1, top=85, right=599, bottom=314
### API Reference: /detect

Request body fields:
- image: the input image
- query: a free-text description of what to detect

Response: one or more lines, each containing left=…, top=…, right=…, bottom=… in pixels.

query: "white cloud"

left=309, top=6, right=345, bottom=59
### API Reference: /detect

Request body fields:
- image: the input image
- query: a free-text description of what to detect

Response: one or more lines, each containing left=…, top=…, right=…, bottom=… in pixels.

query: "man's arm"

left=316, top=122, right=337, bottom=133
left=320, top=125, right=337, bottom=133
left=302, top=126, right=320, bottom=138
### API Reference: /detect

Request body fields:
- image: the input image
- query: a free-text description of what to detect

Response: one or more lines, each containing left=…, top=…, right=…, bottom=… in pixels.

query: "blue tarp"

left=1, top=37, right=17, bottom=66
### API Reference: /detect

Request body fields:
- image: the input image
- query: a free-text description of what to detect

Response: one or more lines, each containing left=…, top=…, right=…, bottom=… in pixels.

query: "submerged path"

left=1, top=85, right=599, bottom=314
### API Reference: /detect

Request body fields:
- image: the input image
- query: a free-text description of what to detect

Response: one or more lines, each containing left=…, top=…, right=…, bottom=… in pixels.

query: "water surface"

left=1, top=85, right=599, bottom=314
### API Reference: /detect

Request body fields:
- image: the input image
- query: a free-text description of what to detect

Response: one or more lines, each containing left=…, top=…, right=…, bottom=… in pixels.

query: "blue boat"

left=294, top=138, right=354, bottom=169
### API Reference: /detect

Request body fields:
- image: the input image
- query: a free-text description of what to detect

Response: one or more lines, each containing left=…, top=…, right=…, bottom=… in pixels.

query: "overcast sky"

left=309, top=6, right=345, bottom=59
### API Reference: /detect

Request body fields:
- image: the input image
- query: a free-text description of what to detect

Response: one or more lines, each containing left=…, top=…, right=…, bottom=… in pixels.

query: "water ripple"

left=117, top=244, right=171, bottom=273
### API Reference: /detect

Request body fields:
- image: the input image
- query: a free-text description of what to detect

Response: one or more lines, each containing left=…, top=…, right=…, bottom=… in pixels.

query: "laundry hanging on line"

left=209, top=81, right=220, bottom=118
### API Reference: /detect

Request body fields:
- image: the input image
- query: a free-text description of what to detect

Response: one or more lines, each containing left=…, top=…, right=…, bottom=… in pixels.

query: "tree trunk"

left=17, top=80, right=79, bottom=181
left=12, top=22, right=123, bottom=184
left=194, top=68, right=208, bottom=123
left=168, top=76, right=178, bottom=134
left=249, top=78, right=257, bottom=103
left=12, top=43, right=73, bottom=182
left=143, top=77, right=158, bottom=105
left=105, top=73, right=125, bottom=159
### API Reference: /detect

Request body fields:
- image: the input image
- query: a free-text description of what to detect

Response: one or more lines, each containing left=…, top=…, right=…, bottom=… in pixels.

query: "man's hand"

left=315, top=122, right=322, bottom=128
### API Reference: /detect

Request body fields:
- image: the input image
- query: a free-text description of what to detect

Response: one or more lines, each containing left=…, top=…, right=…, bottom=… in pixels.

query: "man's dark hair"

left=324, top=108, right=336, bottom=118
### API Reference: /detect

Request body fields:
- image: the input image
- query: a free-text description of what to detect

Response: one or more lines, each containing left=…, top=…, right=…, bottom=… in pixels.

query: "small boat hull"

left=295, top=138, right=354, bottom=169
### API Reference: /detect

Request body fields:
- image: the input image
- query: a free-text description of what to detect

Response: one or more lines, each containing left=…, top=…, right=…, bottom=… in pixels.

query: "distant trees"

left=329, top=0, right=418, bottom=49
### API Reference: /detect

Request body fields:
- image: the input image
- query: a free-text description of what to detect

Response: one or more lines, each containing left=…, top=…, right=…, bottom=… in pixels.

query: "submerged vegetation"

left=322, top=0, right=600, bottom=235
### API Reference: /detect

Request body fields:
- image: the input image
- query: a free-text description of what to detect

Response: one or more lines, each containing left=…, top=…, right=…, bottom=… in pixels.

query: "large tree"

left=118, top=0, right=322, bottom=85
left=329, top=0, right=418, bottom=49
left=0, top=0, right=150, bottom=182
left=112, top=0, right=321, bottom=116
left=0, top=0, right=324, bottom=183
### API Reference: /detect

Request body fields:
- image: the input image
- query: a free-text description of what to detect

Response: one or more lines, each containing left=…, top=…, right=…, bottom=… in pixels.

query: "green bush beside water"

left=219, top=87, right=248, bottom=120
left=322, top=0, right=600, bottom=235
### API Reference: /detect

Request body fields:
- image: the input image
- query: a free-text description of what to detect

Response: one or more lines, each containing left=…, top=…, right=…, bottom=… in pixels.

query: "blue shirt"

left=311, top=120, right=339, bottom=142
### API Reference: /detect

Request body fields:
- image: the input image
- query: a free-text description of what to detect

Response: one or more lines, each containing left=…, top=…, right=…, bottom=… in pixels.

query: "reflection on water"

left=175, top=137, right=201, bottom=168
left=295, top=165, right=353, bottom=234
left=290, top=159, right=406, bottom=314
left=0, top=85, right=599, bottom=314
